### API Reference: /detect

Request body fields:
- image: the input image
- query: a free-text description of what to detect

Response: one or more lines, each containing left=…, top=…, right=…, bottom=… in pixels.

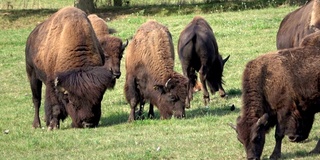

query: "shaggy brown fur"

left=88, top=14, right=128, bottom=82
left=88, top=14, right=110, bottom=36
left=276, top=0, right=320, bottom=49
left=178, top=16, right=229, bottom=107
left=236, top=31, right=320, bottom=159
left=124, top=20, right=188, bottom=122
left=25, top=7, right=115, bottom=130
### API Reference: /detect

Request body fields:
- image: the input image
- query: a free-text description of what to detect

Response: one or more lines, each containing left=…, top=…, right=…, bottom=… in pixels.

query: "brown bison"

left=25, top=7, right=115, bottom=130
left=235, top=31, right=320, bottom=159
left=178, top=16, right=229, bottom=107
left=276, top=0, right=320, bottom=49
left=88, top=14, right=128, bottom=81
left=124, top=20, right=189, bottom=122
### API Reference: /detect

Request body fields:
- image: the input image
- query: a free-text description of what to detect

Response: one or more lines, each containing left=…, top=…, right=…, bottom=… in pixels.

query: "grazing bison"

left=276, top=0, right=320, bottom=49
left=178, top=16, right=229, bottom=107
left=235, top=31, right=320, bottom=159
left=88, top=14, right=128, bottom=82
left=25, top=7, right=115, bottom=130
left=124, top=20, right=189, bottom=122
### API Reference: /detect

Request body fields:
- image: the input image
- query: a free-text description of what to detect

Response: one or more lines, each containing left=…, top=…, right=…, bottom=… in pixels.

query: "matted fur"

left=236, top=31, right=320, bottom=159
left=25, top=7, right=113, bottom=129
left=88, top=14, right=109, bottom=36
left=125, top=20, right=188, bottom=121
left=277, top=0, right=320, bottom=49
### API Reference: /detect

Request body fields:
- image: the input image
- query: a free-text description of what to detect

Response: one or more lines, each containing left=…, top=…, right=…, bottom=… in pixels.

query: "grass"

left=1, top=4, right=320, bottom=160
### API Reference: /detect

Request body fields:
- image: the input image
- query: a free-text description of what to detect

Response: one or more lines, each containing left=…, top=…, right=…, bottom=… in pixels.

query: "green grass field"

left=1, top=4, right=320, bottom=160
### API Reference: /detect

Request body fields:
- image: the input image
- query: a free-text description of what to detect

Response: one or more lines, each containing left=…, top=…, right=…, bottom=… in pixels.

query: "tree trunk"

left=114, top=0, right=123, bottom=6
left=285, top=0, right=308, bottom=5
left=74, top=0, right=95, bottom=13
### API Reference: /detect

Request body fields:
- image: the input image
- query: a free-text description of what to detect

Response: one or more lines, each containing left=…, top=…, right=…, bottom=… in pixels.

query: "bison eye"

left=168, top=94, right=179, bottom=102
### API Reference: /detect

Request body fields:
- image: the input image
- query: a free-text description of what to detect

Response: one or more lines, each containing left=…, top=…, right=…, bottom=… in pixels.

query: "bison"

left=276, top=0, right=320, bottom=49
left=124, top=20, right=189, bottom=122
left=235, top=31, right=320, bottom=159
left=178, top=16, right=229, bottom=107
left=25, top=7, right=115, bottom=130
left=88, top=14, right=128, bottom=82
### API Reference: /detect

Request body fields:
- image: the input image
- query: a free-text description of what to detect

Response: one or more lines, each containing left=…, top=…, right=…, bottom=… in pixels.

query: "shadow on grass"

left=0, top=1, right=285, bottom=23
left=0, top=9, right=57, bottom=22
left=261, top=150, right=315, bottom=160
left=100, top=111, right=128, bottom=127
left=227, top=88, right=242, bottom=98
left=98, top=104, right=239, bottom=128
left=186, top=103, right=240, bottom=119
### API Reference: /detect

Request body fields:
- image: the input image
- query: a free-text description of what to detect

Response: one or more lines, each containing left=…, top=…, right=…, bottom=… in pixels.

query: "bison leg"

left=184, top=67, right=197, bottom=109
left=270, top=124, right=284, bottom=159
left=28, top=73, right=43, bottom=128
left=148, top=104, right=155, bottom=119
left=310, top=140, right=320, bottom=154
left=137, top=99, right=145, bottom=120
left=124, top=77, right=139, bottom=122
left=199, top=66, right=210, bottom=106
left=218, top=83, right=227, bottom=98
left=44, top=84, right=62, bottom=130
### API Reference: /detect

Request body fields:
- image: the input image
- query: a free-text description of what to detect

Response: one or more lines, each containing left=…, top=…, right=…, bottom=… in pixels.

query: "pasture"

left=1, top=3, right=320, bottom=160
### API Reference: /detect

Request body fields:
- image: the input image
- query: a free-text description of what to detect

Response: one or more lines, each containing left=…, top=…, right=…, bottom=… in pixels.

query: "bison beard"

left=235, top=31, right=320, bottom=160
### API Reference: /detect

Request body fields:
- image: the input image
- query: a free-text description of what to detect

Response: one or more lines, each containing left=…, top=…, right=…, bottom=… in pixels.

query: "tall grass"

left=1, top=4, right=320, bottom=160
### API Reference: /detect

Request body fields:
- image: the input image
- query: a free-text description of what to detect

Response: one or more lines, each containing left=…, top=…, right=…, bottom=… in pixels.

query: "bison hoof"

left=309, top=149, right=320, bottom=154
left=220, top=94, right=228, bottom=98
left=230, top=104, right=235, bottom=111
left=269, top=153, right=281, bottom=160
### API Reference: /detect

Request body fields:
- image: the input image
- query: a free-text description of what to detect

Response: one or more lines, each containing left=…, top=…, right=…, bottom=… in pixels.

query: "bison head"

left=101, top=37, right=128, bottom=80
left=236, top=113, right=269, bottom=160
left=54, top=67, right=114, bottom=128
left=153, top=76, right=188, bottom=119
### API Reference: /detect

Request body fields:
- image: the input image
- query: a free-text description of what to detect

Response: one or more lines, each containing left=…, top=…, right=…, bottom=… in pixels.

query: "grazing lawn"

left=1, top=4, right=320, bottom=160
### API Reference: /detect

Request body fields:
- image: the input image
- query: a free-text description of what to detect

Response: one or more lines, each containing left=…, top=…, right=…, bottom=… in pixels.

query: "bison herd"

left=25, top=1, right=320, bottom=159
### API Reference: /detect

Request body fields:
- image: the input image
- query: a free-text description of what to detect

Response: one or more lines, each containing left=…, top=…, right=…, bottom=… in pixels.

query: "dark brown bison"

left=235, top=31, right=320, bottom=160
left=276, top=0, right=320, bottom=49
left=25, top=7, right=115, bottom=130
left=124, top=20, right=189, bottom=122
left=88, top=14, right=128, bottom=81
left=178, top=16, right=229, bottom=107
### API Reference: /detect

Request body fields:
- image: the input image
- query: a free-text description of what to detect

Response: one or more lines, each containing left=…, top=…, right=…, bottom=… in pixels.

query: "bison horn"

left=228, top=123, right=237, bottom=131
left=257, top=113, right=269, bottom=126
left=165, top=78, right=172, bottom=88
left=54, top=77, right=68, bottom=94
left=121, top=39, right=129, bottom=50
left=223, top=55, right=230, bottom=66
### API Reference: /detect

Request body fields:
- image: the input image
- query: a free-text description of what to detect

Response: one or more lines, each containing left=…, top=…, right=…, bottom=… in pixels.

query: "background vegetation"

left=1, top=1, right=320, bottom=160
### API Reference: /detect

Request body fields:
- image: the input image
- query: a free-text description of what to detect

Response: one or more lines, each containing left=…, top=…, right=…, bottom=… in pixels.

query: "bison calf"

left=235, top=31, right=320, bottom=159
left=124, top=20, right=189, bottom=122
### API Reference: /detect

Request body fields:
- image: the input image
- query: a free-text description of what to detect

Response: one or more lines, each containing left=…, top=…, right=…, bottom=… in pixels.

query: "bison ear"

left=54, top=77, right=69, bottom=95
